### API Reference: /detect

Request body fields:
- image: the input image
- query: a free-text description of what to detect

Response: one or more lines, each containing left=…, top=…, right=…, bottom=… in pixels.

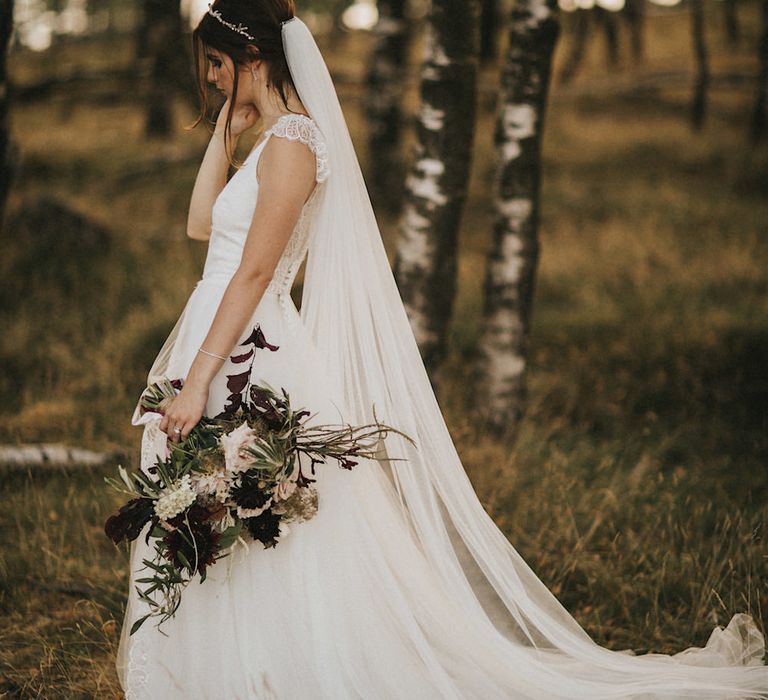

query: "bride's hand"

left=215, top=98, right=259, bottom=139
left=159, top=384, right=209, bottom=443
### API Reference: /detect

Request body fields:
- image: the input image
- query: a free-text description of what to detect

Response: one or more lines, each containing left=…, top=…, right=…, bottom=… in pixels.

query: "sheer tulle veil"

left=281, top=16, right=768, bottom=697
left=135, top=12, right=768, bottom=698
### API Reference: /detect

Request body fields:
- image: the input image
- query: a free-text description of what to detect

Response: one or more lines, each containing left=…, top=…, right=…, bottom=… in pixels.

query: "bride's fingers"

left=169, top=417, right=195, bottom=442
left=161, top=416, right=181, bottom=438
left=158, top=397, right=177, bottom=434
left=169, top=419, right=183, bottom=442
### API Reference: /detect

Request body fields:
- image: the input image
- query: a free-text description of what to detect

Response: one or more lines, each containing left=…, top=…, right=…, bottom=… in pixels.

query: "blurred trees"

left=365, top=0, right=410, bottom=205
left=722, top=0, right=740, bottom=45
left=394, top=0, right=481, bottom=375
left=623, top=0, right=645, bottom=61
left=140, top=0, right=193, bottom=137
left=474, top=0, right=560, bottom=434
left=690, top=0, right=710, bottom=129
left=0, top=0, right=13, bottom=223
left=560, top=4, right=645, bottom=84
left=480, top=0, right=500, bottom=63
left=753, top=0, right=768, bottom=141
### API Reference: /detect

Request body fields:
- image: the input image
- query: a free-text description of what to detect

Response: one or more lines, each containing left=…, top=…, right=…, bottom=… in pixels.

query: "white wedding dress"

left=116, top=112, right=768, bottom=699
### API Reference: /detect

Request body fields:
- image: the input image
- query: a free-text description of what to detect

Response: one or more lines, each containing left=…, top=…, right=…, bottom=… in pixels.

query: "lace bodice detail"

left=265, top=113, right=330, bottom=184
left=205, top=113, right=330, bottom=310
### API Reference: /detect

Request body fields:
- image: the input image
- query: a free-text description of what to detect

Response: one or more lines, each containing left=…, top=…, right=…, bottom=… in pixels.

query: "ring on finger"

left=173, top=426, right=182, bottom=434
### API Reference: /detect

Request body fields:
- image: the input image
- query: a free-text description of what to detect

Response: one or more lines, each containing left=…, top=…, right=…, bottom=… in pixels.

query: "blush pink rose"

left=274, top=478, right=297, bottom=501
left=220, top=422, right=257, bottom=474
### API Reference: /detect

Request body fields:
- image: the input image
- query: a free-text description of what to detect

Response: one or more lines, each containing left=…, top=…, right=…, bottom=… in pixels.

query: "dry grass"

left=1, top=2, right=767, bottom=696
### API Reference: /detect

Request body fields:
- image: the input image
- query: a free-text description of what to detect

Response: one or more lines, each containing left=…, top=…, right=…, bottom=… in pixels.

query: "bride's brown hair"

left=191, top=0, right=298, bottom=151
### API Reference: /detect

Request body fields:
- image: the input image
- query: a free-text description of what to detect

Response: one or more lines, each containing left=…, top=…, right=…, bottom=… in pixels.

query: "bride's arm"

left=160, top=136, right=317, bottom=441
left=186, top=100, right=258, bottom=241
left=186, top=131, right=229, bottom=241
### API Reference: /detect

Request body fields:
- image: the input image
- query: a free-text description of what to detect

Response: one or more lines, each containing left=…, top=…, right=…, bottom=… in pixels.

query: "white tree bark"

left=0, top=443, right=118, bottom=471
left=475, top=0, right=560, bottom=434
left=394, top=0, right=481, bottom=375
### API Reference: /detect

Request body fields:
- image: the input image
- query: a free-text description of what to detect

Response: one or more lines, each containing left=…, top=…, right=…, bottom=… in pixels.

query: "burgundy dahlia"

left=162, top=518, right=222, bottom=577
left=104, top=497, right=155, bottom=544
left=243, top=508, right=282, bottom=548
left=230, top=474, right=273, bottom=511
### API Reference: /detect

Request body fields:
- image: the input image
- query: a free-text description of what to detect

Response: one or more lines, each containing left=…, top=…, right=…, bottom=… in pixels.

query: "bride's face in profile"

left=205, top=47, right=253, bottom=104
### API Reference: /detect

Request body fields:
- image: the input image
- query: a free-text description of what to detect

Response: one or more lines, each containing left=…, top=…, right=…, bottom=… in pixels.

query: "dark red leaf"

left=242, top=325, right=279, bottom=352
left=216, top=393, right=243, bottom=418
left=230, top=348, right=254, bottom=363
left=226, top=371, right=249, bottom=394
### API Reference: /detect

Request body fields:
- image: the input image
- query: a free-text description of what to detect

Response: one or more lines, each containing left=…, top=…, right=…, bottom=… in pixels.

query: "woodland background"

left=0, top=0, right=767, bottom=696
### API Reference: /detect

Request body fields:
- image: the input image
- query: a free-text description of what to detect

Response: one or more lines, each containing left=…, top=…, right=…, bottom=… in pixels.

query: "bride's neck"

left=256, top=89, right=308, bottom=130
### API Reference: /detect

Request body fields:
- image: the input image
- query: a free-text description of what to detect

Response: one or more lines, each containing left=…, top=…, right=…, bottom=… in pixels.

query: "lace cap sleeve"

left=265, top=114, right=330, bottom=184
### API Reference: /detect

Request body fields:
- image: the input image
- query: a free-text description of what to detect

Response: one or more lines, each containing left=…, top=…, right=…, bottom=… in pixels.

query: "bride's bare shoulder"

left=257, top=130, right=317, bottom=189
left=256, top=113, right=330, bottom=186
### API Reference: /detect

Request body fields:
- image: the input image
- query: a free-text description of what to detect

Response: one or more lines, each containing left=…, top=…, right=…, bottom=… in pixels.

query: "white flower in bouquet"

left=236, top=502, right=272, bottom=519
left=154, top=474, right=197, bottom=521
left=272, top=485, right=319, bottom=522
left=220, top=421, right=258, bottom=474
left=190, top=469, right=232, bottom=503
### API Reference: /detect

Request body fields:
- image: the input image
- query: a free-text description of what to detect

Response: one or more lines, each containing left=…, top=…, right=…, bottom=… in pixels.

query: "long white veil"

left=282, top=14, right=768, bottom=698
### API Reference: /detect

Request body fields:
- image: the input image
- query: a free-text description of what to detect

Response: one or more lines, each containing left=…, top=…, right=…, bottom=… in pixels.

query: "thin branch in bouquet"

left=297, top=404, right=417, bottom=470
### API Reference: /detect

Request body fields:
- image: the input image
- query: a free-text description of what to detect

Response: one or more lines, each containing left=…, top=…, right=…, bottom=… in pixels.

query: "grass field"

left=1, top=4, right=767, bottom=696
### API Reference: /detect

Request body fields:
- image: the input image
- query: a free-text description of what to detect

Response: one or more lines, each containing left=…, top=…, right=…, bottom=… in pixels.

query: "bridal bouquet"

left=105, top=326, right=411, bottom=635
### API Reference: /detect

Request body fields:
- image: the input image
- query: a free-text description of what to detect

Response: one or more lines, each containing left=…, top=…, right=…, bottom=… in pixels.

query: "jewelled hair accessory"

left=207, top=3, right=255, bottom=41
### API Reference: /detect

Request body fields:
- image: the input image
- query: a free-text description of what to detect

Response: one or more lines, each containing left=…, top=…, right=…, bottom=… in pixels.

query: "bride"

left=116, top=1, right=768, bottom=697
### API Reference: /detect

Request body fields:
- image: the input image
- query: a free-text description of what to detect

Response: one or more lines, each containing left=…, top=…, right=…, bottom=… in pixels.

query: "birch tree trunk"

left=752, top=0, right=768, bottom=142
left=690, top=0, right=709, bottom=130
left=0, top=0, right=14, bottom=223
left=474, top=0, right=560, bottom=434
left=365, top=0, right=409, bottom=207
left=393, top=0, right=481, bottom=375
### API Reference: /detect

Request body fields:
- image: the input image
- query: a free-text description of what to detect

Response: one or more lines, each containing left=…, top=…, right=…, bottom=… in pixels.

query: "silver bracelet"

left=199, top=347, right=227, bottom=361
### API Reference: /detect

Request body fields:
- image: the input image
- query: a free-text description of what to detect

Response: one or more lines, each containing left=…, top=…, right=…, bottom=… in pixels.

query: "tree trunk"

left=364, top=0, right=410, bottom=209
left=0, top=0, right=14, bottom=224
left=559, top=9, right=589, bottom=84
left=690, top=0, right=709, bottom=130
left=141, top=0, right=191, bottom=138
left=722, top=0, right=739, bottom=46
left=596, top=8, right=619, bottom=67
left=480, top=0, right=499, bottom=64
left=621, top=0, right=645, bottom=62
left=0, top=443, right=118, bottom=470
left=393, top=0, right=481, bottom=376
left=752, top=0, right=768, bottom=142
left=474, top=0, right=560, bottom=435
